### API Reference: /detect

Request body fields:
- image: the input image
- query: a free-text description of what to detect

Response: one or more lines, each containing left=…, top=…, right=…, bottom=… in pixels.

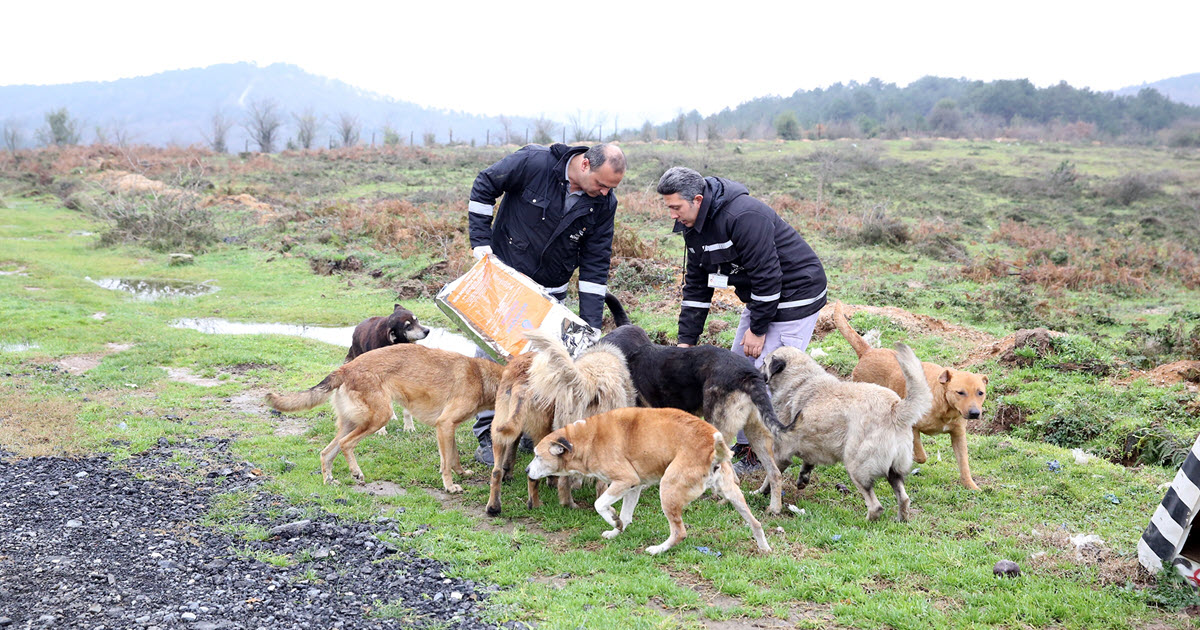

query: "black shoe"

left=474, top=435, right=495, bottom=467
left=518, top=435, right=534, bottom=453
left=732, top=445, right=762, bottom=476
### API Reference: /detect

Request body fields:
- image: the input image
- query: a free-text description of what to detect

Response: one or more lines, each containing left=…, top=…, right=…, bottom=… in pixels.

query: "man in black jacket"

left=658, top=166, right=827, bottom=469
left=468, top=142, right=626, bottom=465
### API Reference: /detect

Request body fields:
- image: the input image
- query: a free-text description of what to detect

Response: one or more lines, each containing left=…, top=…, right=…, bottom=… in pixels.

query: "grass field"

left=2, top=139, right=1199, bottom=628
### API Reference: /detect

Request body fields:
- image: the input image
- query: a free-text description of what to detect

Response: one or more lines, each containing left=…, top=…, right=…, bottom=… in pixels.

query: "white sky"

left=4, top=0, right=1197, bottom=124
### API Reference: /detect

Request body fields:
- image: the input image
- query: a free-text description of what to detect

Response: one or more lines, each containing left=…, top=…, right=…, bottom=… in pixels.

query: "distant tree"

left=243, top=99, right=283, bottom=153
left=812, top=148, right=845, bottom=207
left=203, top=110, right=233, bottom=153
left=37, top=107, right=81, bottom=146
left=705, top=118, right=723, bottom=147
left=674, top=114, right=687, bottom=143
left=293, top=107, right=319, bottom=149
left=498, top=115, right=515, bottom=144
left=927, top=99, right=962, bottom=136
left=423, top=132, right=438, bottom=147
left=775, top=111, right=801, bottom=140
left=382, top=125, right=401, bottom=146
left=3, top=121, right=21, bottom=154
left=569, top=110, right=595, bottom=142
left=532, top=117, right=554, bottom=145
left=336, top=112, right=360, bottom=148
left=1129, top=88, right=1176, bottom=131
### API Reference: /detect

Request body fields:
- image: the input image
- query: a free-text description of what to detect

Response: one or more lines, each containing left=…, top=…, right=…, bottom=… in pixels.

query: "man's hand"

left=472, top=245, right=492, bottom=261
left=741, top=330, right=766, bottom=359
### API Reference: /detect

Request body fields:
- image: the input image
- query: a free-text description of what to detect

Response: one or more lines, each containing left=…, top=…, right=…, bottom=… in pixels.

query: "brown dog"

left=346, top=303, right=429, bottom=362
left=485, top=329, right=634, bottom=516
left=527, top=407, right=771, bottom=555
left=266, top=344, right=504, bottom=493
left=832, top=301, right=988, bottom=490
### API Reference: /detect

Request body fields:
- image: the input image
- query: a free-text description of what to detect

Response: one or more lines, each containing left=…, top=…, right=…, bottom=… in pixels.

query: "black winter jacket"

left=468, top=144, right=616, bottom=327
left=676, top=177, right=827, bottom=345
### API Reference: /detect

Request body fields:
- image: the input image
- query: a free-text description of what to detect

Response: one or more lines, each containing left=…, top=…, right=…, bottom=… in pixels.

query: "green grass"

left=2, top=141, right=1199, bottom=629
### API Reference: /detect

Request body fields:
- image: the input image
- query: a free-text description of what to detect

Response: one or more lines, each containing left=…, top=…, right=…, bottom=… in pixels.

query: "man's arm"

left=575, top=200, right=615, bottom=328
left=468, top=148, right=531, bottom=258
left=677, top=246, right=715, bottom=345
left=731, top=210, right=782, bottom=337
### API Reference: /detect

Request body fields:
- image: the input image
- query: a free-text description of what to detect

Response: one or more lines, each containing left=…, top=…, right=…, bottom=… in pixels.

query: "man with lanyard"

left=657, top=166, right=827, bottom=469
left=467, top=142, right=625, bottom=465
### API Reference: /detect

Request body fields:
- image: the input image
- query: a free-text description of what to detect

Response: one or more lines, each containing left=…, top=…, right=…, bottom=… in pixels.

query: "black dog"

left=346, top=303, right=430, bottom=362
left=596, top=325, right=791, bottom=514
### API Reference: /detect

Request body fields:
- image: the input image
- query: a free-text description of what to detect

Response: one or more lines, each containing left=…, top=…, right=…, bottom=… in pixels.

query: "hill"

left=1116, top=72, right=1200, bottom=107
left=0, top=62, right=543, bottom=149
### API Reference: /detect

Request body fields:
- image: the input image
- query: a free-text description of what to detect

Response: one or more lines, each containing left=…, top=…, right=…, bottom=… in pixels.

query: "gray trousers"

left=732, top=307, right=820, bottom=445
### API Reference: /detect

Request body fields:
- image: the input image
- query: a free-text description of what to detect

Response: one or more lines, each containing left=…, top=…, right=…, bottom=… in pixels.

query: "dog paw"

left=445, top=483, right=463, bottom=494
left=645, top=544, right=669, bottom=555
left=375, top=426, right=389, bottom=436
left=327, top=478, right=341, bottom=486
left=402, top=423, right=416, bottom=432
left=459, top=467, right=473, bottom=477
left=601, top=528, right=622, bottom=540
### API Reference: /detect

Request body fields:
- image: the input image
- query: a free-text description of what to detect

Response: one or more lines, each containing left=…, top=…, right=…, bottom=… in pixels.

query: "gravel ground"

left=0, top=438, right=503, bottom=630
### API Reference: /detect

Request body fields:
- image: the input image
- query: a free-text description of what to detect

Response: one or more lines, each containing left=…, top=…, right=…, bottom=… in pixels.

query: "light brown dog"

left=527, top=407, right=771, bottom=555
left=266, top=344, right=504, bottom=493
left=832, top=301, right=989, bottom=490
left=485, top=329, right=635, bottom=516
left=761, top=343, right=932, bottom=521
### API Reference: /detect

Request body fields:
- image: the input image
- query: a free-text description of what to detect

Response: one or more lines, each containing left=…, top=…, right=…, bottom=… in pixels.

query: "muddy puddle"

left=87, top=277, right=218, bottom=301
left=1, top=342, right=40, bottom=352
left=170, top=319, right=477, bottom=356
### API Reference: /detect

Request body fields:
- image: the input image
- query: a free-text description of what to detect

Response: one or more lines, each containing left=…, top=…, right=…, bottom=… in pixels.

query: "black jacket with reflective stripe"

left=676, top=177, right=827, bottom=345
left=468, top=143, right=616, bottom=327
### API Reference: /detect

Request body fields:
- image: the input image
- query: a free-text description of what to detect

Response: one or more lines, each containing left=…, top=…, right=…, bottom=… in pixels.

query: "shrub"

left=854, top=205, right=909, bottom=246
left=84, top=179, right=221, bottom=252
left=1101, top=173, right=1161, bottom=206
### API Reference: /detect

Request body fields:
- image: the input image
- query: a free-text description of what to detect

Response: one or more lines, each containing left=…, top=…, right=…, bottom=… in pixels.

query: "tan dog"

left=485, top=329, right=635, bottom=516
left=832, top=301, right=989, bottom=490
left=266, top=344, right=504, bottom=493
left=527, top=407, right=771, bottom=555
left=761, top=343, right=932, bottom=521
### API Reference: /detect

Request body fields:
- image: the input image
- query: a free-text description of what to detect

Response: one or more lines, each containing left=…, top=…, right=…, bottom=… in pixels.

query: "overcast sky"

left=4, top=1, right=1196, bottom=124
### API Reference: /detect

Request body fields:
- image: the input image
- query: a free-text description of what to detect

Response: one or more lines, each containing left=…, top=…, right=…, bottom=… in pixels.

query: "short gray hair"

left=656, top=166, right=705, bottom=200
left=585, top=143, right=626, bottom=174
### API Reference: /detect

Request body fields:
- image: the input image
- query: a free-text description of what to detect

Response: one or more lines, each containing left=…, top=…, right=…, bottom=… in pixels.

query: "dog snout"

left=411, top=326, right=431, bottom=341
left=966, top=408, right=982, bottom=420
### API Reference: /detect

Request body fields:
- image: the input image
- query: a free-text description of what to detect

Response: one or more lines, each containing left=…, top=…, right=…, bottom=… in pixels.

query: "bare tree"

left=3, top=120, right=21, bottom=154
left=533, top=117, right=554, bottom=145
left=293, top=107, right=319, bottom=149
left=243, top=99, right=283, bottom=153
left=812, top=148, right=845, bottom=208
left=568, top=110, right=596, bottom=142
left=336, top=112, right=360, bottom=148
left=498, top=115, right=514, bottom=145
left=201, top=110, right=234, bottom=153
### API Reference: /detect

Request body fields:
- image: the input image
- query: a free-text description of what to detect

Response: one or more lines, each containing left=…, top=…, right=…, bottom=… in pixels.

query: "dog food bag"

left=435, top=255, right=599, bottom=363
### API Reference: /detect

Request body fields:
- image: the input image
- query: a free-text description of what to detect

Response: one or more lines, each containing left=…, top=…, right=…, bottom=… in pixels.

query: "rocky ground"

left=0, top=438, right=503, bottom=630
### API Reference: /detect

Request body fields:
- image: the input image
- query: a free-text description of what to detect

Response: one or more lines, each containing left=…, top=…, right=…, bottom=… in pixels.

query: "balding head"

left=584, top=143, right=626, bottom=175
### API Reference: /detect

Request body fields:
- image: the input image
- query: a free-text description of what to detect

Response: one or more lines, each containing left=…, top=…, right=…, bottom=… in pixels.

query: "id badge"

left=708, top=273, right=729, bottom=289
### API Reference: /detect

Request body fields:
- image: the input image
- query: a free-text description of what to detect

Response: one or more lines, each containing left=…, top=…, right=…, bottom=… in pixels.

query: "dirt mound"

left=1122, top=361, right=1200, bottom=394
left=966, top=328, right=1068, bottom=367
left=87, top=170, right=170, bottom=194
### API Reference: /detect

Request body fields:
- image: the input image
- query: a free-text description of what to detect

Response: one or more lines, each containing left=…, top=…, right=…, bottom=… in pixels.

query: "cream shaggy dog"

left=760, top=343, right=932, bottom=521
left=485, top=328, right=635, bottom=516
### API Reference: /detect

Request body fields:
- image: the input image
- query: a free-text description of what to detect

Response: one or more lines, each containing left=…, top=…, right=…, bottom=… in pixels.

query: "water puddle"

left=0, top=264, right=28, bottom=276
left=170, top=318, right=477, bottom=356
left=1, top=342, right=40, bottom=352
left=87, top=277, right=218, bottom=301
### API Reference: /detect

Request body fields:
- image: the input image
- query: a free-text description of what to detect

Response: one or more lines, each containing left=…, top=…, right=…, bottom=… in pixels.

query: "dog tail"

left=604, top=291, right=630, bottom=328
left=523, top=328, right=577, bottom=381
left=745, top=374, right=791, bottom=432
left=893, top=343, right=933, bottom=428
left=266, top=370, right=343, bottom=413
left=711, top=431, right=733, bottom=470
left=833, top=301, right=873, bottom=358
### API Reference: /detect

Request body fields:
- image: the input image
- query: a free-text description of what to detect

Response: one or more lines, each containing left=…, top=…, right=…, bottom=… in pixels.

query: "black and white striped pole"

left=1138, top=440, right=1200, bottom=585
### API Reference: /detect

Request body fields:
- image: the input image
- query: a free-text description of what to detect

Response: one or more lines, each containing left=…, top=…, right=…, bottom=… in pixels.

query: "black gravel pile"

left=0, top=440, right=503, bottom=629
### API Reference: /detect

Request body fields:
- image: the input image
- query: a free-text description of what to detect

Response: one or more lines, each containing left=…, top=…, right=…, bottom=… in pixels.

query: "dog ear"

left=548, top=437, right=573, bottom=456
left=766, top=356, right=787, bottom=381
left=938, top=369, right=952, bottom=384
left=982, top=374, right=989, bottom=385
left=393, top=303, right=401, bottom=311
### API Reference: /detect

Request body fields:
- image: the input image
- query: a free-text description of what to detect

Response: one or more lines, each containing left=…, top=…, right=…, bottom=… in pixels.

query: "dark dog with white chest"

left=346, top=303, right=429, bottom=362
left=596, top=325, right=790, bottom=515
